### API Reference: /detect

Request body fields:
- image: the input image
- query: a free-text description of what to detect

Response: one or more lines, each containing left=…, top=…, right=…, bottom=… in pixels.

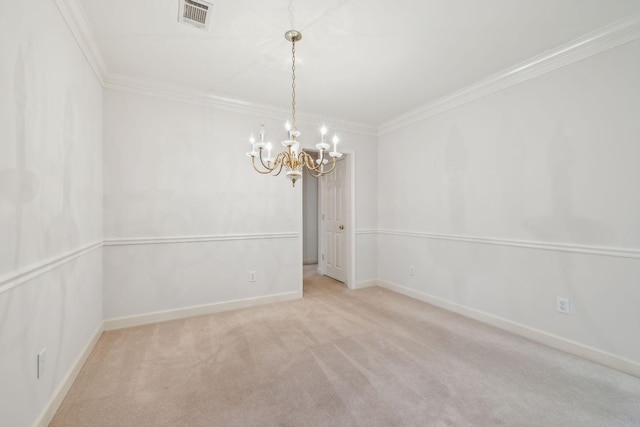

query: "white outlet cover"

left=38, top=348, right=47, bottom=378
left=557, top=297, right=571, bottom=314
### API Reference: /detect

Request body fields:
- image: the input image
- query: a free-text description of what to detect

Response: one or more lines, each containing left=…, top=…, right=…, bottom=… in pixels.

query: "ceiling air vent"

left=178, top=0, right=213, bottom=30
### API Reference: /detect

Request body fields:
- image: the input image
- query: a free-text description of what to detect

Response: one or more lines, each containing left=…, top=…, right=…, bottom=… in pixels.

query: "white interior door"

left=321, top=159, right=346, bottom=283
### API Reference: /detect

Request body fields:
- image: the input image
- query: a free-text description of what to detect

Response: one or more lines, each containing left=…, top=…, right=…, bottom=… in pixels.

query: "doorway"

left=301, top=152, right=354, bottom=293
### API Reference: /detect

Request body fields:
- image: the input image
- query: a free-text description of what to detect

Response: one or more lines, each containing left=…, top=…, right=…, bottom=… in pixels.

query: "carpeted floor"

left=51, top=266, right=640, bottom=426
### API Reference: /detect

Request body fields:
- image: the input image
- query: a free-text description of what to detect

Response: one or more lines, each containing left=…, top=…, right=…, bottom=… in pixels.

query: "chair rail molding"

left=376, top=229, right=640, bottom=260
left=0, top=241, right=103, bottom=295
left=355, top=229, right=379, bottom=235
left=103, top=232, right=299, bottom=246
left=0, top=232, right=302, bottom=295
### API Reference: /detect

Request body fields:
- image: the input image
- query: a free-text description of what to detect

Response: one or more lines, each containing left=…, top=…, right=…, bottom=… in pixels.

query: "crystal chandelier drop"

left=247, top=30, right=342, bottom=187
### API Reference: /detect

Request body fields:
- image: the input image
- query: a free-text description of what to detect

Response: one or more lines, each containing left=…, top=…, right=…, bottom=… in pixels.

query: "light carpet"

left=51, top=269, right=640, bottom=426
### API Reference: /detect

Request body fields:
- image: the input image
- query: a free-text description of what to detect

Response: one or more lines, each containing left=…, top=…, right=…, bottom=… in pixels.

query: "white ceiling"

left=80, top=0, right=640, bottom=126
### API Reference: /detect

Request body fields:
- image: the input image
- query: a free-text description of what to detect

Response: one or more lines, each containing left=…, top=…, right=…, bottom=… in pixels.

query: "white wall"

left=377, top=39, right=640, bottom=370
left=2, top=2, right=637, bottom=425
left=0, top=0, right=104, bottom=425
left=103, top=88, right=378, bottom=321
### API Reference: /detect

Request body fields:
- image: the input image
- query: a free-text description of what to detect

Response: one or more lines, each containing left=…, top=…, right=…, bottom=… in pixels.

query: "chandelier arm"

left=299, top=151, right=320, bottom=175
left=306, top=158, right=337, bottom=177
left=305, top=159, right=324, bottom=173
left=302, top=152, right=337, bottom=176
left=258, top=151, right=279, bottom=171
left=271, top=152, right=288, bottom=176
left=304, top=151, right=327, bottom=172
left=306, top=169, right=325, bottom=178
left=251, top=156, right=275, bottom=175
left=313, top=157, right=338, bottom=175
left=299, top=151, right=313, bottom=166
left=272, top=162, right=286, bottom=177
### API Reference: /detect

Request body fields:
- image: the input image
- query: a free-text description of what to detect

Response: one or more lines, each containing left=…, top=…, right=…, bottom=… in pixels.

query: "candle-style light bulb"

left=246, top=134, right=258, bottom=158
left=285, top=120, right=292, bottom=140
left=260, top=125, right=265, bottom=143
left=320, top=125, right=327, bottom=144
left=266, top=142, right=272, bottom=158
left=328, top=134, right=342, bottom=159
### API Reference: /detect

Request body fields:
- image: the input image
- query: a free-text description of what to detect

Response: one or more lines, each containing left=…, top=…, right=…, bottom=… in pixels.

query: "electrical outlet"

left=37, top=348, right=47, bottom=379
left=557, top=297, right=571, bottom=314
left=249, top=271, right=256, bottom=282
left=409, top=265, right=415, bottom=276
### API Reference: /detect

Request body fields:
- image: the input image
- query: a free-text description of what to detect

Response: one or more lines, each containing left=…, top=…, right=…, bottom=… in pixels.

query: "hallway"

left=303, top=264, right=347, bottom=297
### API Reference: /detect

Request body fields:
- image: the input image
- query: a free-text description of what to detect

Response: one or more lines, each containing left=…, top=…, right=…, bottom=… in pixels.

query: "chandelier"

left=247, top=30, right=342, bottom=187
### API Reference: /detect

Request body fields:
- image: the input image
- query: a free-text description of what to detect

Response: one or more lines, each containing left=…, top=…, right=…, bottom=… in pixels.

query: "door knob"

left=339, top=225, right=344, bottom=230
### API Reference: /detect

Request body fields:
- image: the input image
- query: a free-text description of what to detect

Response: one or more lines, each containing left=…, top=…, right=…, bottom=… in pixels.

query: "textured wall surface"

left=8, top=1, right=639, bottom=424
left=377, top=39, right=640, bottom=366
left=0, top=0, right=104, bottom=425
left=103, top=88, right=378, bottom=320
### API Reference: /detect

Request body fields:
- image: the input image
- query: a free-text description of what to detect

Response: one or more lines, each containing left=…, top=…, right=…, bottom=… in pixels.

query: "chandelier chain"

left=291, top=40, right=296, bottom=130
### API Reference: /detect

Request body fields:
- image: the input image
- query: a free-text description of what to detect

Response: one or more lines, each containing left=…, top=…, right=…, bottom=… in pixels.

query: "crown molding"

left=104, top=74, right=284, bottom=119
left=53, top=0, right=107, bottom=83
left=379, top=12, right=640, bottom=135
left=50, top=0, right=376, bottom=136
left=104, top=75, right=378, bottom=136
left=53, top=0, right=639, bottom=137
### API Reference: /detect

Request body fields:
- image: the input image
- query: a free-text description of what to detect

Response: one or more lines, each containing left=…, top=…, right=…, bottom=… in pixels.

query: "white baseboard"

left=104, top=291, right=301, bottom=330
left=353, top=280, right=379, bottom=290
left=35, top=323, right=104, bottom=427
left=377, top=280, right=640, bottom=378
